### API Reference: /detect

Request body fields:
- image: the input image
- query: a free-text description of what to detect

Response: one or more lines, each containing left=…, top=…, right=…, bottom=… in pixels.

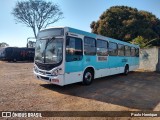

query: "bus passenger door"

left=65, top=36, right=83, bottom=84
left=95, top=39, right=110, bottom=78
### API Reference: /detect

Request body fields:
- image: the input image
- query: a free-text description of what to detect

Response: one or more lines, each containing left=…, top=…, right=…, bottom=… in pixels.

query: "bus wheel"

left=124, top=65, right=129, bottom=75
left=83, top=69, right=93, bottom=85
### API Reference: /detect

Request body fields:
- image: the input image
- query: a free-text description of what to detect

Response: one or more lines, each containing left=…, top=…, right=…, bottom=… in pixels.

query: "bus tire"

left=124, top=65, right=129, bottom=75
left=83, top=69, right=93, bottom=85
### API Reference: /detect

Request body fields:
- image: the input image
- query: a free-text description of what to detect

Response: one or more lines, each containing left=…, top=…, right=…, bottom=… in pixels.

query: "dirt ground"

left=0, top=61, right=160, bottom=119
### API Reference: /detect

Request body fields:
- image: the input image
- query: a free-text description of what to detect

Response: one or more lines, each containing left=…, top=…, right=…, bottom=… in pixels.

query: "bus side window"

left=135, top=48, right=139, bottom=57
left=97, top=39, right=108, bottom=56
left=108, top=42, right=118, bottom=56
left=66, top=37, right=83, bottom=62
left=118, top=44, right=125, bottom=56
left=131, top=47, right=136, bottom=57
left=84, top=37, right=96, bottom=55
left=125, top=46, right=131, bottom=56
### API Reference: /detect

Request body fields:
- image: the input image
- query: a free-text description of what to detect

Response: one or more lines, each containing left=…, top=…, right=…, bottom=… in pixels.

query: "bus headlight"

left=51, top=69, right=59, bottom=76
left=51, top=68, right=62, bottom=76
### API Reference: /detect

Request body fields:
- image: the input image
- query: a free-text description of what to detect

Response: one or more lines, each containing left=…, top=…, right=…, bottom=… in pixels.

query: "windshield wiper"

left=45, top=37, right=55, bottom=49
left=44, top=37, right=55, bottom=63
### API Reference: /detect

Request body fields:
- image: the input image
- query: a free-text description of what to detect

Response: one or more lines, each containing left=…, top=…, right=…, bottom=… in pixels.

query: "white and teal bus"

left=34, top=26, right=139, bottom=86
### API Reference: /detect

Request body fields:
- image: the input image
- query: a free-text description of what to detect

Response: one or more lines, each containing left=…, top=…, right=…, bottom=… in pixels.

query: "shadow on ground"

left=41, top=71, right=160, bottom=110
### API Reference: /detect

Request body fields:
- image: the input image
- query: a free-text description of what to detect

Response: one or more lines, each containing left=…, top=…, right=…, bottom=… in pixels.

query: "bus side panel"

left=65, top=60, right=84, bottom=85
left=107, top=56, right=126, bottom=75
left=122, top=56, right=139, bottom=71
left=82, top=56, right=97, bottom=77
left=116, top=56, right=127, bottom=73
left=5, top=48, right=14, bottom=61
left=130, top=57, right=139, bottom=71
left=94, top=56, right=110, bottom=78
left=15, top=48, right=21, bottom=61
left=127, top=57, right=133, bottom=71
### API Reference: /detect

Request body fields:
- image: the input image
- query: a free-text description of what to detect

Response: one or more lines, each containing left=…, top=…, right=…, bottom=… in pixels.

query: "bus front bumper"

left=34, top=71, right=64, bottom=86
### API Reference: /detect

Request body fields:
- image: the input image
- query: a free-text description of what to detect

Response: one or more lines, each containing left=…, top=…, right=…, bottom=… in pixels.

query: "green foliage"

left=0, top=42, right=9, bottom=47
left=90, top=6, right=160, bottom=46
left=130, top=36, right=158, bottom=48
left=130, top=36, right=149, bottom=48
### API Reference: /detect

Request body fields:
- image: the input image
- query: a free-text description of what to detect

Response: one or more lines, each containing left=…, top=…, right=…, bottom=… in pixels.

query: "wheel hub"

left=85, top=72, right=92, bottom=81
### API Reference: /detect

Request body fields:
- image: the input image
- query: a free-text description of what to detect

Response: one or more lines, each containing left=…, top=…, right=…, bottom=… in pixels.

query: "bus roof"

left=44, top=26, right=139, bottom=48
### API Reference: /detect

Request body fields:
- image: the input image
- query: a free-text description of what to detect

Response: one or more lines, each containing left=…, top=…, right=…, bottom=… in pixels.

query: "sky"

left=0, top=0, right=160, bottom=47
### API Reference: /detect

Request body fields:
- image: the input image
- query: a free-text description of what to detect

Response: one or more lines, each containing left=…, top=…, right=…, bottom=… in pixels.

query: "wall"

left=139, top=47, right=160, bottom=72
left=157, top=48, right=160, bottom=71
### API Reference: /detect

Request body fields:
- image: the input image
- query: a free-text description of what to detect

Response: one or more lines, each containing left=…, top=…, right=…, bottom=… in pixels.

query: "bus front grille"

left=40, top=76, right=50, bottom=81
left=35, top=61, right=54, bottom=70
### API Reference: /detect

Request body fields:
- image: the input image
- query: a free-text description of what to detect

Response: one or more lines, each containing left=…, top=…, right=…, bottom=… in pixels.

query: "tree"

left=12, top=0, right=63, bottom=38
left=90, top=6, right=160, bottom=46
left=0, top=42, right=9, bottom=47
left=130, top=36, right=157, bottom=48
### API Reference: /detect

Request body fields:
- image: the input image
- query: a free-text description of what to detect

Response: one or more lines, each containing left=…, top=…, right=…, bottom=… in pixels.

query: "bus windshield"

left=35, top=38, right=63, bottom=64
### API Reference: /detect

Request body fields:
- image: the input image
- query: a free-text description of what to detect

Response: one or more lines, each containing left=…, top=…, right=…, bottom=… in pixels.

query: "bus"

left=33, top=26, right=139, bottom=86
left=0, top=47, right=35, bottom=62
